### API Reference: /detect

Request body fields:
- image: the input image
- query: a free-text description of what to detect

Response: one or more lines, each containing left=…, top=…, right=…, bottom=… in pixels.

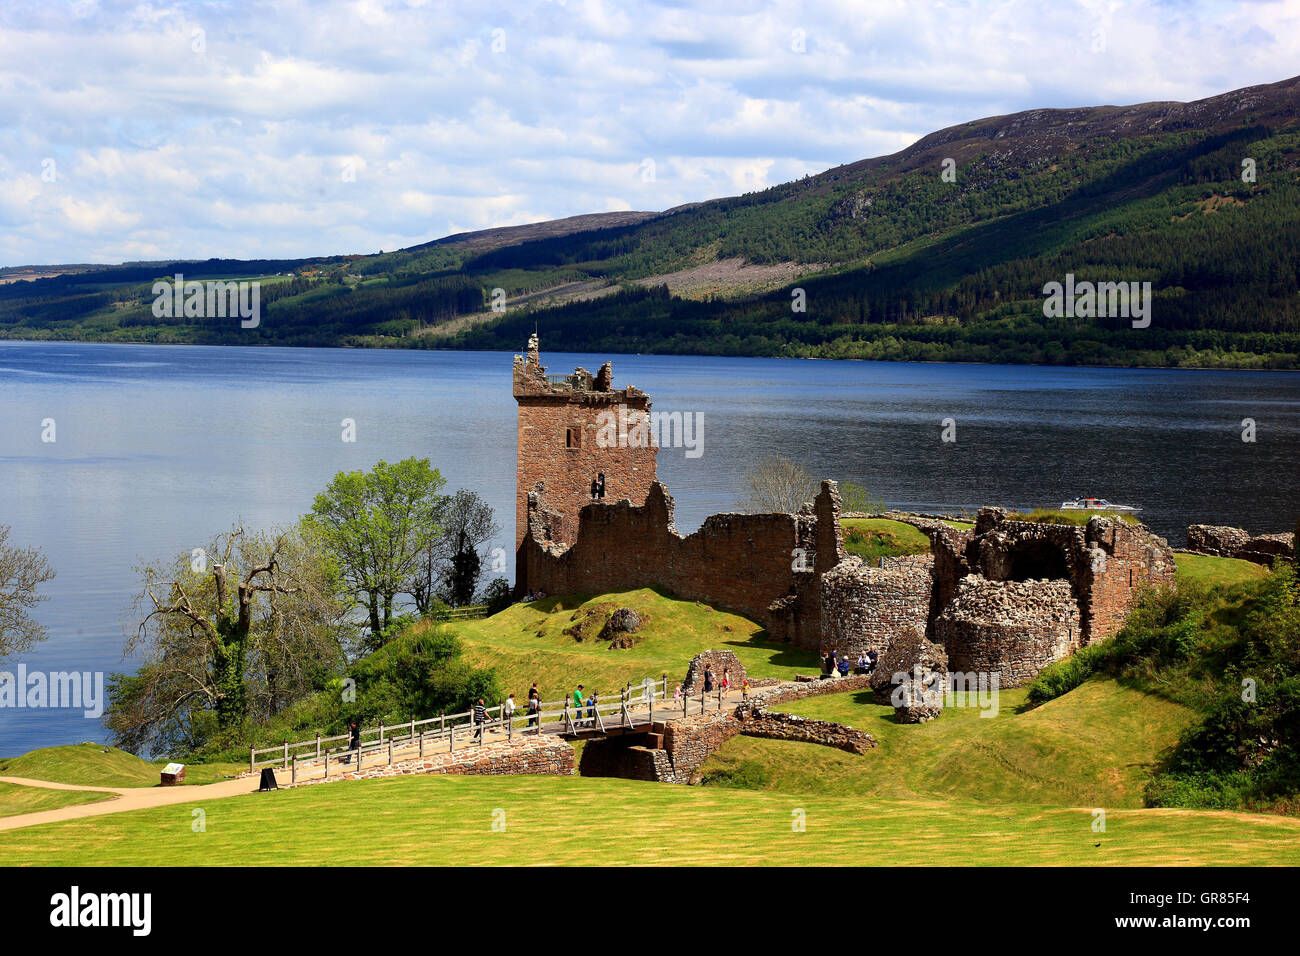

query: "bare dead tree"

left=0, top=525, right=56, bottom=661
left=739, top=455, right=818, bottom=514
left=107, top=524, right=346, bottom=754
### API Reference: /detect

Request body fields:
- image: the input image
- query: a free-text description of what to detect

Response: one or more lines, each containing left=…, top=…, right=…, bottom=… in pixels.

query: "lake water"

left=1, top=340, right=1297, bottom=755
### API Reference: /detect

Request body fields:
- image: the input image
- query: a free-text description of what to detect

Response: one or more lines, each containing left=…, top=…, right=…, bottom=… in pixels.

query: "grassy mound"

left=1174, top=552, right=1268, bottom=589
left=700, top=678, right=1191, bottom=808
left=1, top=772, right=1296, bottom=867
left=0, top=744, right=159, bottom=788
left=0, top=782, right=115, bottom=818
left=1009, top=508, right=1138, bottom=525
left=451, top=587, right=817, bottom=698
left=840, top=518, right=931, bottom=563
left=0, top=743, right=242, bottom=788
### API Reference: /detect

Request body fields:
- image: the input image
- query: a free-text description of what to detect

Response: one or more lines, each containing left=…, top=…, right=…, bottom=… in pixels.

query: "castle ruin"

left=514, top=339, right=1176, bottom=687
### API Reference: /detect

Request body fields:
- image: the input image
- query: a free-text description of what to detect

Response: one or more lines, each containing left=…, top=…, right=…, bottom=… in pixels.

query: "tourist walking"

left=573, top=685, right=585, bottom=727
left=473, top=698, right=487, bottom=742
left=343, top=720, right=360, bottom=763
left=721, top=669, right=731, bottom=694
left=528, top=684, right=540, bottom=730
left=704, top=667, right=715, bottom=694
left=503, top=693, right=516, bottom=732
left=587, top=690, right=597, bottom=725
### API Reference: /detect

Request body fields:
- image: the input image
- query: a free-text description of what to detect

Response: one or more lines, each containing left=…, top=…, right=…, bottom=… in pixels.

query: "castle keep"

left=514, top=333, right=657, bottom=582
left=514, top=340, right=1175, bottom=686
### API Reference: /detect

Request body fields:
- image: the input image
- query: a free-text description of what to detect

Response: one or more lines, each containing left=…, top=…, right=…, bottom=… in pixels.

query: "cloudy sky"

left=2, top=0, right=1297, bottom=266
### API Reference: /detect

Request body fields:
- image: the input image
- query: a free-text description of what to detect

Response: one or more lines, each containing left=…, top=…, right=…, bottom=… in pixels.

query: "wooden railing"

left=246, top=674, right=728, bottom=780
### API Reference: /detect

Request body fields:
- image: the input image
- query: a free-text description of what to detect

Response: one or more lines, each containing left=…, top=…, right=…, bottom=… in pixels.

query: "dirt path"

left=0, top=774, right=270, bottom=833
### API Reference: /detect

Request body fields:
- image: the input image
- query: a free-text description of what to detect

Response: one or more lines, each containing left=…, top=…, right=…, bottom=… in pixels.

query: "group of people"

left=521, top=589, right=547, bottom=603
left=821, top=647, right=878, bottom=678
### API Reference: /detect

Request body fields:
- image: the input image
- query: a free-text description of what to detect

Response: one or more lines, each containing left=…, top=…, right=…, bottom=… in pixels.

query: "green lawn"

left=452, top=587, right=818, bottom=699
left=1, top=771, right=1297, bottom=866
left=0, top=743, right=243, bottom=788
left=0, top=782, right=115, bottom=818
left=701, top=679, right=1193, bottom=809
left=840, top=518, right=932, bottom=563
left=1174, top=552, right=1269, bottom=589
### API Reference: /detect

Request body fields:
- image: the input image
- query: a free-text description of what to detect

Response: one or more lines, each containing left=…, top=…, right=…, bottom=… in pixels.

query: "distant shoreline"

left=3, top=335, right=1299, bottom=374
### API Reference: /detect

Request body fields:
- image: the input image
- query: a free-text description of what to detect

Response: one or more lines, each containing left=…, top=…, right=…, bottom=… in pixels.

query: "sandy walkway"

left=0, top=773, right=272, bottom=833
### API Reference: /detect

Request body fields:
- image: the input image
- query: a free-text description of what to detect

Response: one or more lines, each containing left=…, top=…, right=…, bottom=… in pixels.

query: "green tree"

left=306, top=458, right=447, bottom=642
left=838, top=480, right=885, bottom=514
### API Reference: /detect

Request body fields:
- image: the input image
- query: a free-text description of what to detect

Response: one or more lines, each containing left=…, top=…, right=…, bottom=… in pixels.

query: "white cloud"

left=0, top=0, right=1296, bottom=264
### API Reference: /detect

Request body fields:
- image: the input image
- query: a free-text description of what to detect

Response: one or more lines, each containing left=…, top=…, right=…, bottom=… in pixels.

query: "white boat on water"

left=1059, top=496, right=1141, bottom=513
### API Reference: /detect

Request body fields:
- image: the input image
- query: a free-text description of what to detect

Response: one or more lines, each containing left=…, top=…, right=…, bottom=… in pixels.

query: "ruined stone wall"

left=1187, top=524, right=1295, bottom=566
left=820, top=558, right=932, bottom=658
left=681, top=649, right=747, bottom=695
left=733, top=707, right=875, bottom=754
left=284, top=735, right=575, bottom=788
left=522, top=481, right=844, bottom=649
left=1078, top=517, right=1177, bottom=643
left=930, top=509, right=1174, bottom=648
left=936, top=576, right=1081, bottom=686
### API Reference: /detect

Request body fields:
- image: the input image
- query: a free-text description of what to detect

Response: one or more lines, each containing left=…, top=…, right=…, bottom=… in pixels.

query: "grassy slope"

left=0, top=782, right=114, bottom=818
left=702, top=679, right=1192, bottom=809
left=840, top=518, right=931, bottom=562
left=1, top=772, right=1297, bottom=867
left=451, top=587, right=819, bottom=698
left=1174, top=552, right=1269, bottom=589
left=0, top=743, right=242, bottom=788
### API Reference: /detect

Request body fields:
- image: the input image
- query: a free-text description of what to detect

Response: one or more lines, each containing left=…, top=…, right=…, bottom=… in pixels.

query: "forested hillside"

left=3, top=75, right=1298, bottom=368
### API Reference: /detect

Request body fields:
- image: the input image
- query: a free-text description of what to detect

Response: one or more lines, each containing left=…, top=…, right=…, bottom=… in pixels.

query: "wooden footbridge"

left=249, top=675, right=745, bottom=785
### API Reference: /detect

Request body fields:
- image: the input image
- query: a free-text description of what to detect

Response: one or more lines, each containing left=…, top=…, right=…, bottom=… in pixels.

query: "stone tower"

left=513, top=334, right=657, bottom=578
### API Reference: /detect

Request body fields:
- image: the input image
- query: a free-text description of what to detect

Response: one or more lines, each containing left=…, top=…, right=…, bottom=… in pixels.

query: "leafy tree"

left=409, top=488, right=500, bottom=615
left=108, top=525, right=346, bottom=754
left=838, top=480, right=885, bottom=514
left=478, top=577, right=513, bottom=616
left=0, top=525, right=55, bottom=660
left=306, top=457, right=447, bottom=642
left=442, top=531, right=481, bottom=608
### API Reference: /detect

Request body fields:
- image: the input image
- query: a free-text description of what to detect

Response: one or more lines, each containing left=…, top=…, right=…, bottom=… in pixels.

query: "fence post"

left=324, top=751, right=329, bottom=779
left=379, top=723, right=384, bottom=745
left=449, top=722, right=455, bottom=752
left=419, top=730, right=425, bottom=759
left=410, top=717, right=415, bottom=743
left=292, top=754, right=297, bottom=784
left=282, top=739, right=288, bottom=770
left=249, top=746, right=255, bottom=774
left=315, top=733, right=321, bottom=759
left=388, top=738, right=393, bottom=766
